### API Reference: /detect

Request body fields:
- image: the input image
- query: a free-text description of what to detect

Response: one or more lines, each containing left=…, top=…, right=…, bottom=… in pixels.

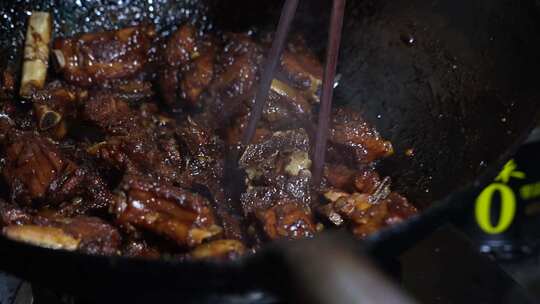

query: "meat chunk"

left=319, top=184, right=417, bottom=238
left=2, top=132, right=73, bottom=205
left=92, top=134, right=184, bottom=186
left=159, top=25, right=217, bottom=108
left=277, top=37, right=323, bottom=102
left=175, top=116, right=247, bottom=241
left=212, top=34, right=262, bottom=102
left=163, top=24, right=198, bottom=68
left=319, top=190, right=370, bottom=227
left=112, top=175, right=222, bottom=247
left=84, top=93, right=184, bottom=184
left=329, top=108, right=394, bottom=165
left=239, top=129, right=317, bottom=240
left=185, top=32, right=317, bottom=133
left=83, top=92, right=139, bottom=136
left=3, top=216, right=121, bottom=255
left=205, top=34, right=317, bottom=130
left=1, top=70, right=15, bottom=94
left=350, top=192, right=417, bottom=238
left=262, top=79, right=313, bottom=125
left=181, top=43, right=216, bottom=105
left=0, top=200, right=32, bottom=226
left=257, top=201, right=316, bottom=240
left=2, top=131, right=112, bottom=209
left=175, top=116, right=222, bottom=185
left=47, top=164, right=114, bottom=213
left=203, top=33, right=263, bottom=124
left=353, top=169, right=382, bottom=195
left=224, top=113, right=273, bottom=146
left=0, top=96, right=35, bottom=135
left=56, top=216, right=122, bottom=255
left=239, top=129, right=313, bottom=212
left=0, top=201, right=121, bottom=255
left=323, top=164, right=355, bottom=190
left=176, top=116, right=224, bottom=186
left=31, top=81, right=87, bottom=139
left=239, top=129, right=310, bottom=170
left=95, top=79, right=155, bottom=103
left=122, top=238, right=161, bottom=258
left=52, top=26, right=156, bottom=87
left=323, top=164, right=382, bottom=194
left=95, top=137, right=173, bottom=175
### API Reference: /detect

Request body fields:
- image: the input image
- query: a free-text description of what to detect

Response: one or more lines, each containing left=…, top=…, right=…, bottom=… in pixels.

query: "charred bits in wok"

left=0, top=9, right=417, bottom=260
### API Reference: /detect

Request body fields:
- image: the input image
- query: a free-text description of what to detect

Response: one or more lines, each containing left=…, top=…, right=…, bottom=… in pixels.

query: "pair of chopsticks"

left=241, top=0, right=347, bottom=187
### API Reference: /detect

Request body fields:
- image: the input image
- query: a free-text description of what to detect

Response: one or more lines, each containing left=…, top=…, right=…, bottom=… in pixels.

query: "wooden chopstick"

left=240, top=0, right=346, bottom=188
left=312, top=0, right=346, bottom=186
left=241, top=0, right=300, bottom=145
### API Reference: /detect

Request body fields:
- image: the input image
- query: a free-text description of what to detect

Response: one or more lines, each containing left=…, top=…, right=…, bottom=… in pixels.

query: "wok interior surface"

left=2, top=0, right=538, bottom=205
left=0, top=0, right=539, bottom=299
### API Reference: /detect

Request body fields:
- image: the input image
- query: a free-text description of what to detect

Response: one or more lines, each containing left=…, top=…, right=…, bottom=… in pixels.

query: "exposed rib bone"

left=20, top=12, right=52, bottom=98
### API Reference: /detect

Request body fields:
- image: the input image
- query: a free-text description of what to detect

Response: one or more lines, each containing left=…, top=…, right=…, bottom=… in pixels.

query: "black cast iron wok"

left=0, top=0, right=539, bottom=302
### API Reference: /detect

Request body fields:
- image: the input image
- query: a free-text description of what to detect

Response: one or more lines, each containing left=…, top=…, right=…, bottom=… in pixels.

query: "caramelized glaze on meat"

left=204, top=33, right=263, bottom=124
left=3, top=132, right=68, bottom=204
left=112, top=175, right=221, bottom=247
left=163, top=24, right=198, bottom=67
left=83, top=92, right=137, bottom=135
left=159, top=25, right=217, bottom=108
left=56, top=216, right=122, bottom=255
left=329, top=108, right=394, bottom=165
left=0, top=22, right=418, bottom=259
left=181, top=43, right=216, bottom=106
left=350, top=192, right=417, bottom=238
left=319, top=181, right=417, bottom=238
left=84, top=93, right=184, bottom=184
left=0, top=201, right=121, bottom=255
left=52, top=26, right=156, bottom=87
left=239, top=129, right=318, bottom=241
left=2, top=131, right=112, bottom=210
left=277, top=36, right=323, bottom=102
left=257, top=201, right=316, bottom=240
left=0, top=200, right=32, bottom=226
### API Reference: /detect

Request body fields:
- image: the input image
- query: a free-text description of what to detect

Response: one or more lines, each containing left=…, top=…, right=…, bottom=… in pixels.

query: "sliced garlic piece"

left=285, top=151, right=312, bottom=176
